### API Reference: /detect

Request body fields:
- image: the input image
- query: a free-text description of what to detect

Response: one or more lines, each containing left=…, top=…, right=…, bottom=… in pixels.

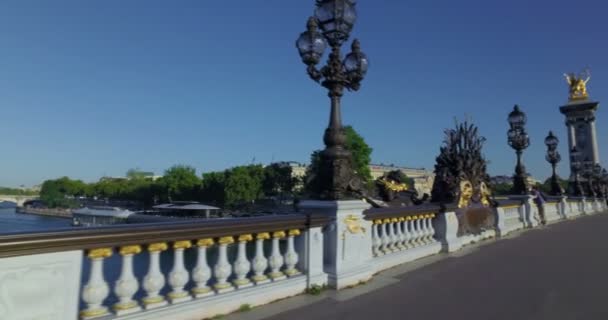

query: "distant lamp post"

left=569, top=147, right=584, bottom=197
left=507, top=105, right=530, bottom=195
left=296, top=0, right=369, bottom=200
left=544, top=131, right=562, bottom=195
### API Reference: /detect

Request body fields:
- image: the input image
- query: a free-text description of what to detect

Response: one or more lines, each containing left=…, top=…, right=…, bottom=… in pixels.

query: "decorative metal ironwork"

left=430, top=120, right=493, bottom=207
left=507, top=105, right=530, bottom=195
left=544, top=131, right=563, bottom=195
left=296, top=0, right=368, bottom=200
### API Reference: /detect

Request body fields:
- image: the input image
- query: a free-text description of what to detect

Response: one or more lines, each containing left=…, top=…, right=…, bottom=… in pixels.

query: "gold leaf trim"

left=238, top=234, right=253, bottom=242
left=288, top=229, right=301, bottom=236
left=173, top=240, right=192, bottom=249
left=88, top=248, right=113, bottom=259
left=256, top=232, right=271, bottom=240
left=218, top=236, right=235, bottom=245
left=197, top=238, right=214, bottom=247
left=272, top=231, right=286, bottom=239
left=119, top=245, right=142, bottom=256
left=148, top=242, right=168, bottom=252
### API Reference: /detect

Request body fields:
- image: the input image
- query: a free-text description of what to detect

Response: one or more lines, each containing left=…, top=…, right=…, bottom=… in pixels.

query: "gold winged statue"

left=564, top=69, right=590, bottom=101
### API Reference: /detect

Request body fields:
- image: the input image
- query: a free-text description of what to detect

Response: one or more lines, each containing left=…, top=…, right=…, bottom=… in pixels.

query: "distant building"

left=490, top=175, right=540, bottom=187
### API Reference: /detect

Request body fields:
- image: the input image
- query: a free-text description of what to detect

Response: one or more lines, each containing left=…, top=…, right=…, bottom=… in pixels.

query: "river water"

left=0, top=207, right=73, bottom=234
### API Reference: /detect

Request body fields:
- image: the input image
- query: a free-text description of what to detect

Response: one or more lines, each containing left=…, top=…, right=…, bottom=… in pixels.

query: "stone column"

left=433, top=211, right=461, bottom=252
left=298, top=200, right=373, bottom=289
left=590, top=120, right=600, bottom=163
left=294, top=225, right=328, bottom=288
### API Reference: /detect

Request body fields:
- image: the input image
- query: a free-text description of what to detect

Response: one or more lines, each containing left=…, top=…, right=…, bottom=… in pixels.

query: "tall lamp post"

left=507, top=105, right=530, bottom=195
left=296, top=0, right=369, bottom=200
left=569, top=146, right=584, bottom=197
left=544, top=131, right=563, bottom=195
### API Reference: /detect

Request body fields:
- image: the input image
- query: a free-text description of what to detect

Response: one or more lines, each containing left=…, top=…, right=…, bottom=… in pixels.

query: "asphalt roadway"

left=228, top=212, right=608, bottom=320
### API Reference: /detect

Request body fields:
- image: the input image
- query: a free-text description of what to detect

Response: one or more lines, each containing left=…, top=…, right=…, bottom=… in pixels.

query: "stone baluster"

left=233, top=234, right=253, bottom=289
left=192, top=239, right=214, bottom=298
left=428, top=214, right=436, bottom=242
left=268, top=231, right=286, bottom=281
left=380, top=220, right=391, bottom=254
left=214, top=236, right=235, bottom=293
left=168, top=240, right=192, bottom=303
left=284, top=229, right=301, bottom=277
left=393, top=218, right=404, bottom=250
left=409, top=216, right=420, bottom=246
left=142, top=243, right=168, bottom=309
left=252, top=233, right=270, bottom=284
left=420, top=215, right=431, bottom=244
left=403, top=217, right=412, bottom=249
left=372, top=220, right=382, bottom=256
left=113, top=245, right=142, bottom=315
left=416, top=216, right=425, bottom=245
left=385, top=218, right=397, bottom=252
left=80, top=248, right=113, bottom=319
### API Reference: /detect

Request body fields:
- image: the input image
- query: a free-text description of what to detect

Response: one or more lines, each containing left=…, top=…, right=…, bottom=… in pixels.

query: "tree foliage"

left=159, top=165, right=201, bottom=201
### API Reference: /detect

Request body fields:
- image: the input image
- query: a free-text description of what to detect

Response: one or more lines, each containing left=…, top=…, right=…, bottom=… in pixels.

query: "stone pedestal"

left=295, top=226, right=328, bottom=288
left=298, top=200, right=373, bottom=289
left=509, top=195, right=539, bottom=228
left=433, top=211, right=462, bottom=252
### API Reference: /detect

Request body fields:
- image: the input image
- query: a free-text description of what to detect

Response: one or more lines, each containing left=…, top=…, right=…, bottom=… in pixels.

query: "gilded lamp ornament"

left=564, top=70, right=590, bottom=101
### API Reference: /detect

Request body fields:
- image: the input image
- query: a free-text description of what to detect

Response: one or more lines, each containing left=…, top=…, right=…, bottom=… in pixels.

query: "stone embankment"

left=16, top=206, right=72, bottom=219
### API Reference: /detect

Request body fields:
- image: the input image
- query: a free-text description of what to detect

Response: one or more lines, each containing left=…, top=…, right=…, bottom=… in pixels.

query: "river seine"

left=0, top=207, right=72, bottom=234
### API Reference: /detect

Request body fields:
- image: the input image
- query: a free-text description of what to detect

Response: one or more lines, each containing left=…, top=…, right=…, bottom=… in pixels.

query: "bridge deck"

left=228, top=212, right=608, bottom=320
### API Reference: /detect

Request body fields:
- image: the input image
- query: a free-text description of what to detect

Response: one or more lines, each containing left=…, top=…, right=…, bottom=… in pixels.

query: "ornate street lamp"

left=296, top=0, right=369, bottom=200
left=568, top=146, right=584, bottom=196
left=544, top=131, right=562, bottom=195
left=507, top=105, right=530, bottom=195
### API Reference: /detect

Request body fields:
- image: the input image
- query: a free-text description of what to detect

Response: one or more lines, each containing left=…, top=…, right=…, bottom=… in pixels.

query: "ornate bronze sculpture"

left=564, top=70, right=590, bottom=101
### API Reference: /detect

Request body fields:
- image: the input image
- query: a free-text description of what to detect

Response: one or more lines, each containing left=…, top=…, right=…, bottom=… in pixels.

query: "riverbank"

left=16, top=206, right=72, bottom=219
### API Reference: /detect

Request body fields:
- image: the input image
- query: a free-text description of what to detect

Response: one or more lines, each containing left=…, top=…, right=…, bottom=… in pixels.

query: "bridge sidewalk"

left=225, top=212, right=608, bottom=320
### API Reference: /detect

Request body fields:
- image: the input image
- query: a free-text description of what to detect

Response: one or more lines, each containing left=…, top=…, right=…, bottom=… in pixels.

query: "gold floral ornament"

left=458, top=180, right=474, bottom=208
left=564, top=69, right=590, bottom=101
left=288, top=229, right=301, bottom=236
left=218, top=236, right=235, bottom=245
left=256, top=232, right=271, bottom=240
left=272, top=231, right=286, bottom=239
left=238, top=234, right=253, bottom=242
left=344, top=215, right=365, bottom=234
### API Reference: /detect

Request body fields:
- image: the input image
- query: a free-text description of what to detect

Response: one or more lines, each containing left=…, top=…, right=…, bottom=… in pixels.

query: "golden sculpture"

left=378, top=177, right=408, bottom=192
left=479, top=182, right=492, bottom=207
left=344, top=215, right=365, bottom=234
left=457, top=180, right=473, bottom=208
left=564, top=70, right=590, bottom=101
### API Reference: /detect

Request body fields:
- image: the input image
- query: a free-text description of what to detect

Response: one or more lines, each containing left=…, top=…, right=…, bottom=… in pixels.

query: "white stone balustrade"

left=113, top=245, right=142, bottom=315
left=81, top=248, right=113, bottom=319
left=371, top=214, right=437, bottom=258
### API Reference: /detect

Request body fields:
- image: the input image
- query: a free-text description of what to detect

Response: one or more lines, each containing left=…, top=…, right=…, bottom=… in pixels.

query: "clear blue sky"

left=1, top=0, right=607, bottom=187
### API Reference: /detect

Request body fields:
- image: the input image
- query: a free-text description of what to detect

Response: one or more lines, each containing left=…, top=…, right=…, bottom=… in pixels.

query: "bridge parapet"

left=0, top=197, right=605, bottom=320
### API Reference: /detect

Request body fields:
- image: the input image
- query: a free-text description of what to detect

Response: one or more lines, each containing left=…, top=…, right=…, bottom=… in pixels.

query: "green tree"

left=39, top=178, right=80, bottom=208
left=201, top=171, right=227, bottom=206
left=224, top=165, right=264, bottom=208
left=492, top=182, right=513, bottom=196
left=160, top=165, right=201, bottom=201
left=263, top=163, right=296, bottom=198
left=540, top=177, right=568, bottom=194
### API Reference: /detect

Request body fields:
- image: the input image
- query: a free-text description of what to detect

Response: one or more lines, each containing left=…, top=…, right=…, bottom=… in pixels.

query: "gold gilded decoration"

left=382, top=218, right=391, bottom=224
left=479, top=181, right=492, bottom=207
left=256, top=232, right=271, bottom=240
left=79, top=308, right=109, bottom=318
left=398, top=217, right=405, bottom=222
left=344, top=215, right=365, bottom=234
left=173, top=240, right=192, bottom=249
left=197, top=238, right=214, bottom=247
left=373, top=219, right=382, bottom=225
left=233, top=278, right=251, bottom=286
left=113, top=301, right=138, bottom=311
left=119, top=245, right=142, bottom=256
left=406, top=216, right=412, bottom=221
left=378, top=177, right=408, bottom=192
left=564, top=70, right=590, bottom=101
left=167, top=291, right=190, bottom=299
left=458, top=180, right=474, bottom=208
left=218, top=236, right=235, bottom=245
left=252, top=274, right=268, bottom=282
left=272, top=231, right=286, bottom=239
left=214, top=282, right=233, bottom=290
left=391, top=218, right=399, bottom=223
left=288, top=229, right=301, bottom=236
left=238, top=234, right=254, bottom=242
left=192, top=287, right=212, bottom=294
left=87, top=248, right=113, bottom=259
left=142, top=296, right=165, bottom=305
left=148, top=242, right=168, bottom=252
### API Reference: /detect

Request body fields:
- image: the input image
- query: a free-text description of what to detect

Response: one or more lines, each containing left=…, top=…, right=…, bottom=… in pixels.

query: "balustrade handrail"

left=0, top=213, right=330, bottom=258
left=363, top=203, right=448, bottom=221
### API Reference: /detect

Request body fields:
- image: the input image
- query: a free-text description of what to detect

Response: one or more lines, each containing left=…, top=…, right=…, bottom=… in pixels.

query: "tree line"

left=38, top=126, right=375, bottom=209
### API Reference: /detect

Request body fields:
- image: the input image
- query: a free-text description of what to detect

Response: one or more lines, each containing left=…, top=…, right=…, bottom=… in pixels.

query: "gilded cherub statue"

left=564, top=69, right=590, bottom=101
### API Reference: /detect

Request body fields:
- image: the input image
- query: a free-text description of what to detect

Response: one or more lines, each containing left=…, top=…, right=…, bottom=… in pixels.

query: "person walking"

left=531, top=186, right=547, bottom=225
